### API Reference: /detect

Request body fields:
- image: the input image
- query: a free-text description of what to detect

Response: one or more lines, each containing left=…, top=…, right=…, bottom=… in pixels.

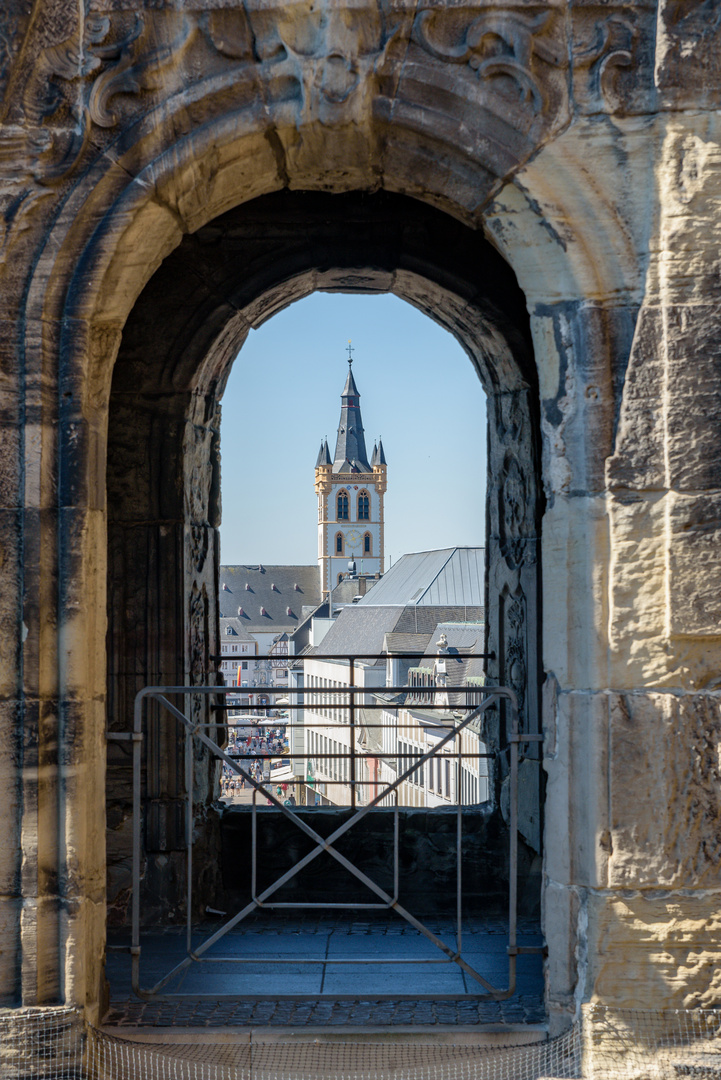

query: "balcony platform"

left=103, top=915, right=545, bottom=1031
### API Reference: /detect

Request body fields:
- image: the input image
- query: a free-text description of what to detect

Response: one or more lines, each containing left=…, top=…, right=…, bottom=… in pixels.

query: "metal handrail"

left=122, top=661, right=542, bottom=1003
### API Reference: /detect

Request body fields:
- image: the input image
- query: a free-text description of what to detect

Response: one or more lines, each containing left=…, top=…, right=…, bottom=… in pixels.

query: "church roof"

left=332, top=359, right=372, bottom=472
left=315, top=439, right=331, bottom=467
left=371, top=438, right=387, bottom=467
left=219, top=565, right=322, bottom=631
left=355, top=548, right=485, bottom=608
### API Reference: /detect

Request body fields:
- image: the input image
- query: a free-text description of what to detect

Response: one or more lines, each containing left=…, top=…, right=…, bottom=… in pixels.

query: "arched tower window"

left=363, top=532, right=372, bottom=554
left=337, top=490, right=349, bottom=520
left=357, top=491, right=370, bottom=520
left=335, top=532, right=344, bottom=554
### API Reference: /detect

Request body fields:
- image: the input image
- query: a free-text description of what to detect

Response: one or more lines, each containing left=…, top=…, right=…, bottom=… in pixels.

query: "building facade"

left=315, top=358, right=387, bottom=597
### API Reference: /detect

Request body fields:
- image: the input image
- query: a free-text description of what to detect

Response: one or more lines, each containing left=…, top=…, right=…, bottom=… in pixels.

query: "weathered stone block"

left=586, top=890, right=721, bottom=1009
left=543, top=879, right=581, bottom=1009
left=0, top=701, right=21, bottom=897
left=608, top=492, right=668, bottom=687
left=0, top=509, right=22, bottom=699
left=0, top=898, right=20, bottom=1006
left=656, top=2, right=721, bottom=111
left=668, top=492, right=721, bottom=639
left=544, top=690, right=609, bottom=889
left=534, top=302, right=637, bottom=497
left=665, top=307, right=721, bottom=491
left=606, top=305, right=665, bottom=491
left=608, top=691, right=721, bottom=890
left=542, top=495, right=609, bottom=691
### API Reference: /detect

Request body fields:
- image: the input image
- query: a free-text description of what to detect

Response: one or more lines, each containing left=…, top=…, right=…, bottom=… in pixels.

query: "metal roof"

left=355, top=548, right=484, bottom=608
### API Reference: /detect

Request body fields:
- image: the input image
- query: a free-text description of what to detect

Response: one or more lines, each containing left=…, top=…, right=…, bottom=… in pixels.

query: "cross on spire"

left=346, top=340, right=355, bottom=365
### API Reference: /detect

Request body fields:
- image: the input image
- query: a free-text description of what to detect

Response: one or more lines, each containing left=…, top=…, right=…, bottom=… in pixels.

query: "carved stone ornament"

left=501, top=455, right=526, bottom=568
left=505, top=595, right=527, bottom=714
left=573, top=12, right=638, bottom=111
left=412, top=7, right=565, bottom=113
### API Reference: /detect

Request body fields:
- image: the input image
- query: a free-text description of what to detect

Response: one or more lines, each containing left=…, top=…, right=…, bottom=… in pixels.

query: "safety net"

left=2, top=1003, right=720, bottom=1080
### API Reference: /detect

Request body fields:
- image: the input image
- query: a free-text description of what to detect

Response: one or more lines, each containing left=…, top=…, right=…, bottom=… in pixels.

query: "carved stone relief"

left=412, top=7, right=565, bottom=115
left=0, top=1, right=656, bottom=272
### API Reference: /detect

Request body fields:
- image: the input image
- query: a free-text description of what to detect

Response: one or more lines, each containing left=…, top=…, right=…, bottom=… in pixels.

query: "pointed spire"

left=316, top=438, right=331, bottom=467
left=375, top=437, right=387, bottom=466
left=332, top=347, right=371, bottom=472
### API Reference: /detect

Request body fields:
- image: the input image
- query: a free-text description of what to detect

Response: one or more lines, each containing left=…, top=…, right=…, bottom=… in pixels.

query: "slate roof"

left=308, top=605, right=405, bottom=660
left=393, top=606, right=484, bottom=635
left=331, top=575, right=380, bottom=606
left=315, top=439, right=331, bottom=467
left=219, top=617, right=257, bottom=643
left=383, top=631, right=434, bottom=655
left=332, top=361, right=372, bottom=472
left=307, top=605, right=483, bottom=670
left=355, top=548, right=484, bottom=608
left=219, top=565, right=322, bottom=631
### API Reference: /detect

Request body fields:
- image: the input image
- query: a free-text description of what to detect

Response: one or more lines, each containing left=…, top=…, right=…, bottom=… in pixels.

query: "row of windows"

left=336, top=490, right=370, bottom=521
left=335, top=532, right=372, bottom=555
left=306, top=674, right=349, bottom=723
left=308, top=729, right=351, bottom=784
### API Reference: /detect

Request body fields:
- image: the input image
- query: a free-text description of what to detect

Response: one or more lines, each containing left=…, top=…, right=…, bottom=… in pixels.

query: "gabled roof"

left=219, top=565, right=322, bottom=631
left=308, top=605, right=405, bottom=660
left=355, top=548, right=484, bottom=608
left=219, top=617, right=257, bottom=642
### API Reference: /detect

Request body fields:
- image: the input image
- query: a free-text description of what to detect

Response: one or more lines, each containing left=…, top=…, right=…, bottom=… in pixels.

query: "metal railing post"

left=349, top=657, right=356, bottom=810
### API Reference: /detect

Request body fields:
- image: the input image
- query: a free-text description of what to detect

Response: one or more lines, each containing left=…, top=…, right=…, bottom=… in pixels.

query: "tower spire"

left=332, top=346, right=370, bottom=472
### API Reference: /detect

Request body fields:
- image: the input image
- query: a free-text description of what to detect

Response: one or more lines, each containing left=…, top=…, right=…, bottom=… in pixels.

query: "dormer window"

left=357, top=491, right=369, bottom=520
left=337, top=490, right=349, bottom=520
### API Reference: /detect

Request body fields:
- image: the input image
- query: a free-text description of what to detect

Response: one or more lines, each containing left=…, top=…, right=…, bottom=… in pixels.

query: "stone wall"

left=0, top=0, right=719, bottom=1034
left=218, top=805, right=541, bottom=920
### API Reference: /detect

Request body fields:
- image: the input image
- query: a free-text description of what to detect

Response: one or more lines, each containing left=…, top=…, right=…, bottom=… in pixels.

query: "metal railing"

left=114, top=654, right=543, bottom=1002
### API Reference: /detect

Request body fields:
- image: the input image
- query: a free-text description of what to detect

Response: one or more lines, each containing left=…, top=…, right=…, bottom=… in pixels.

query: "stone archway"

left=7, top=0, right=720, bottom=1040
left=104, top=188, right=544, bottom=928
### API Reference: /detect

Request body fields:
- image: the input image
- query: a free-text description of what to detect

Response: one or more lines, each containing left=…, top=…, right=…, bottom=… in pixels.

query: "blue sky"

left=219, top=292, right=487, bottom=567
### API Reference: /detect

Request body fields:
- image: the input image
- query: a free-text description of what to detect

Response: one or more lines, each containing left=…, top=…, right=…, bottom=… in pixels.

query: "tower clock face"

left=346, top=529, right=362, bottom=548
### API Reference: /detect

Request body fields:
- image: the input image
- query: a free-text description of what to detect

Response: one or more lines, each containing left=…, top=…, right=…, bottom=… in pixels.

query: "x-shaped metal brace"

left=132, top=687, right=519, bottom=999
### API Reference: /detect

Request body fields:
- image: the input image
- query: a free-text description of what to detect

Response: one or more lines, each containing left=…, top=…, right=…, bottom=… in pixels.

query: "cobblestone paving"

left=103, top=916, right=545, bottom=1028
left=103, top=995, right=546, bottom=1027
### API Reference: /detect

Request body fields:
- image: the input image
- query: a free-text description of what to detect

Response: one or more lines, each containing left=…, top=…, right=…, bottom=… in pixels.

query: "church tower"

left=315, top=351, right=387, bottom=598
